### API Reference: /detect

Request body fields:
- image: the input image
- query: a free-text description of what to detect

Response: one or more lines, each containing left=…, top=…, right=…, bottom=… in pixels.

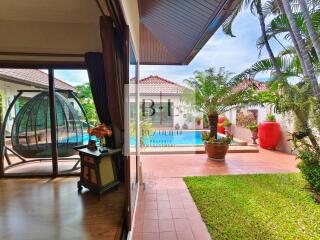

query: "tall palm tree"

left=183, top=67, right=254, bottom=138
left=279, top=0, right=320, bottom=99
left=223, top=0, right=282, bottom=77
left=298, top=0, right=320, bottom=60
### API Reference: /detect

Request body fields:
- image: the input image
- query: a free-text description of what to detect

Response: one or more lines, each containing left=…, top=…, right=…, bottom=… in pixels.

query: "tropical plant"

left=183, top=67, right=255, bottom=139
left=266, top=114, right=276, bottom=121
left=279, top=0, right=320, bottom=100
left=247, top=122, right=258, bottom=130
left=76, top=83, right=98, bottom=125
left=201, top=131, right=233, bottom=144
left=223, top=0, right=282, bottom=78
left=230, top=0, right=320, bottom=192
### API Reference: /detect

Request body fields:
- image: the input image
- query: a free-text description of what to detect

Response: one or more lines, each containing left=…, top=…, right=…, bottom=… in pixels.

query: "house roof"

left=233, top=78, right=268, bottom=92
left=0, top=68, right=75, bottom=91
left=131, top=75, right=189, bottom=95
left=131, top=76, right=267, bottom=96
left=139, top=0, right=241, bottom=65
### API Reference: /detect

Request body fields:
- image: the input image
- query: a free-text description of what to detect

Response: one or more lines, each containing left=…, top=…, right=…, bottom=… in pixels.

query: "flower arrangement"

left=201, top=131, right=232, bottom=144
left=87, top=124, right=112, bottom=147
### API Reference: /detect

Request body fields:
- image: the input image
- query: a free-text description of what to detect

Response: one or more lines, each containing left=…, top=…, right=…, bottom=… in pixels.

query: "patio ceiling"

left=0, top=0, right=108, bottom=66
left=139, top=0, right=241, bottom=65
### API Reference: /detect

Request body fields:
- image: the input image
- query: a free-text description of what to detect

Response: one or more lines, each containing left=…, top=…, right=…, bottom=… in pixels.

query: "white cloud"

left=141, top=9, right=285, bottom=84
left=54, top=70, right=89, bottom=86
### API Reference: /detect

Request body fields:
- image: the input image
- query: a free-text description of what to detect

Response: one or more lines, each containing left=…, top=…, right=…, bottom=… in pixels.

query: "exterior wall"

left=130, top=94, right=203, bottom=130
left=225, top=105, right=294, bottom=153
left=0, top=79, right=42, bottom=134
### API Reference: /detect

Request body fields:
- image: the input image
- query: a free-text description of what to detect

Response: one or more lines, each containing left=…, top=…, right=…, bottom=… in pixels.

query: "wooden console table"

left=76, top=147, right=122, bottom=196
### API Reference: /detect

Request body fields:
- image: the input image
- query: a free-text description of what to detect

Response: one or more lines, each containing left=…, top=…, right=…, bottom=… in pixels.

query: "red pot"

left=258, top=121, right=281, bottom=150
left=217, top=117, right=225, bottom=134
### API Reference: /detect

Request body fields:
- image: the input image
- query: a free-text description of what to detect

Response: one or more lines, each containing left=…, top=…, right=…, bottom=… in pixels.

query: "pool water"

left=130, top=130, right=234, bottom=146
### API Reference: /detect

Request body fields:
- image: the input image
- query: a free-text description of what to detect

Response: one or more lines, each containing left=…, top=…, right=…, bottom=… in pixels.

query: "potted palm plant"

left=247, top=122, right=258, bottom=144
left=183, top=67, right=254, bottom=161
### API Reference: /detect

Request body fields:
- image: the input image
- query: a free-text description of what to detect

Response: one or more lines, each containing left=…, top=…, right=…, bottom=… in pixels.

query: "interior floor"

left=0, top=177, right=125, bottom=240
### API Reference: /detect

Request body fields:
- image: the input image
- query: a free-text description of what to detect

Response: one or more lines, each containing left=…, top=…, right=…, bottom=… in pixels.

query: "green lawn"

left=184, top=174, right=320, bottom=240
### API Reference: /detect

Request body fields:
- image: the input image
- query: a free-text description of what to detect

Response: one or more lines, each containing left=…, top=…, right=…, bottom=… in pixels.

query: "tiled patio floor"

left=132, top=148, right=299, bottom=240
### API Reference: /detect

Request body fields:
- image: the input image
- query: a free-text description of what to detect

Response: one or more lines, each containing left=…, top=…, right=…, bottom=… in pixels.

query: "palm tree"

left=279, top=0, right=320, bottom=99
left=223, top=0, right=282, bottom=77
left=183, top=67, right=254, bottom=138
left=298, top=0, right=320, bottom=60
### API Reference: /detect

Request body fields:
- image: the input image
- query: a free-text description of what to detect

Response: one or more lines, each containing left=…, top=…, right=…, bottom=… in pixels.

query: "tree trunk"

left=279, top=0, right=320, bottom=100
left=298, top=0, right=320, bottom=61
left=208, top=112, right=218, bottom=139
left=256, top=0, right=282, bottom=78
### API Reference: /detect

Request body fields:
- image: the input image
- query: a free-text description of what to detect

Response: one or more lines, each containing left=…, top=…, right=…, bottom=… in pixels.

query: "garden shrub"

left=298, top=150, right=320, bottom=192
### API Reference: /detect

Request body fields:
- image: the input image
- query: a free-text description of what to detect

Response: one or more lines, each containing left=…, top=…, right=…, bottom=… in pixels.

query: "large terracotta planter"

left=217, top=117, right=225, bottom=134
left=205, top=142, right=229, bottom=161
left=258, top=121, right=281, bottom=150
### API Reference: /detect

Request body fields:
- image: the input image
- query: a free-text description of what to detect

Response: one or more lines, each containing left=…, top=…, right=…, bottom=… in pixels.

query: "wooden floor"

left=0, top=177, right=125, bottom=240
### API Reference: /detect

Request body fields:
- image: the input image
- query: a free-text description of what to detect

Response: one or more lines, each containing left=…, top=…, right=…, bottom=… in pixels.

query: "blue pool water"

left=130, top=130, right=231, bottom=146
left=59, top=134, right=95, bottom=145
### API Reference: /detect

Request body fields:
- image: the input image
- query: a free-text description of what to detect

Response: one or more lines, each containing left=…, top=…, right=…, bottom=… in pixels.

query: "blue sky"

left=54, top=8, right=284, bottom=86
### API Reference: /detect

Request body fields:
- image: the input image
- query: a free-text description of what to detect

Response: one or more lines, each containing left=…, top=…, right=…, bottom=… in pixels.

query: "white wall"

left=225, top=105, right=294, bottom=153
left=130, top=94, right=203, bottom=130
left=0, top=80, right=41, bottom=133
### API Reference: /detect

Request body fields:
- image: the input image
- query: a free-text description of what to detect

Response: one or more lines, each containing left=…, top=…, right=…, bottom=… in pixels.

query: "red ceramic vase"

left=217, top=117, right=225, bottom=134
left=258, top=121, right=281, bottom=150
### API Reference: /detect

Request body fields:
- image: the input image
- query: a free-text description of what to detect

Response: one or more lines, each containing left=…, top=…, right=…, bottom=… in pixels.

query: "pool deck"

left=140, top=144, right=259, bottom=155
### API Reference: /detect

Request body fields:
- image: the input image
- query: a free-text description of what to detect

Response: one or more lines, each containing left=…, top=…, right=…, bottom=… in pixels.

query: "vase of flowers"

left=87, top=124, right=112, bottom=152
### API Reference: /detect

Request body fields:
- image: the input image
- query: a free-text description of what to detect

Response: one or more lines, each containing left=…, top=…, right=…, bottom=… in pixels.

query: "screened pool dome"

left=11, top=92, right=86, bottom=158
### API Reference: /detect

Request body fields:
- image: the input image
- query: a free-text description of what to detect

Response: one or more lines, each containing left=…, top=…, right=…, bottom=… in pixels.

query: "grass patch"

left=184, top=173, right=320, bottom=240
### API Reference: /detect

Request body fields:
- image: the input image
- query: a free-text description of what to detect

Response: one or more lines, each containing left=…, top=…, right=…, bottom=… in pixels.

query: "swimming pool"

left=131, top=130, right=236, bottom=147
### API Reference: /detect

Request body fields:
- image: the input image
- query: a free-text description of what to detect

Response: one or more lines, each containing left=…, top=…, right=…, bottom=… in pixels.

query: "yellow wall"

left=120, top=0, right=140, bottom=60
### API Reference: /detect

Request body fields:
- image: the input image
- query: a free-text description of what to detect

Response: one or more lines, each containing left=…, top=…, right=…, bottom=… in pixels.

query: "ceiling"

left=0, top=0, right=108, bottom=66
left=139, top=0, right=240, bottom=65
left=0, top=0, right=107, bottom=24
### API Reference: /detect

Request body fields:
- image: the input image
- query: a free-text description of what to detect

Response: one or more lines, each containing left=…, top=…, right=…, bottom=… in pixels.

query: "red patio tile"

left=157, top=193, right=169, bottom=201
left=157, top=208, right=172, bottom=219
left=144, top=209, right=158, bottom=220
left=157, top=200, right=170, bottom=209
left=145, top=201, right=157, bottom=210
left=159, top=219, right=175, bottom=232
left=171, top=209, right=187, bottom=219
left=145, top=193, right=157, bottom=202
left=143, top=220, right=159, bottom=233
left=170, top=200, right=184, bottom=209
left=160, top=232, right=178, bottom=240
left=176, top=230, right=194, bottom=240
left=142, top=232, right=159, bottom=240
left=174, top=219, right=190, bottom=232
left=133, top=232, right=142, bottom=240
